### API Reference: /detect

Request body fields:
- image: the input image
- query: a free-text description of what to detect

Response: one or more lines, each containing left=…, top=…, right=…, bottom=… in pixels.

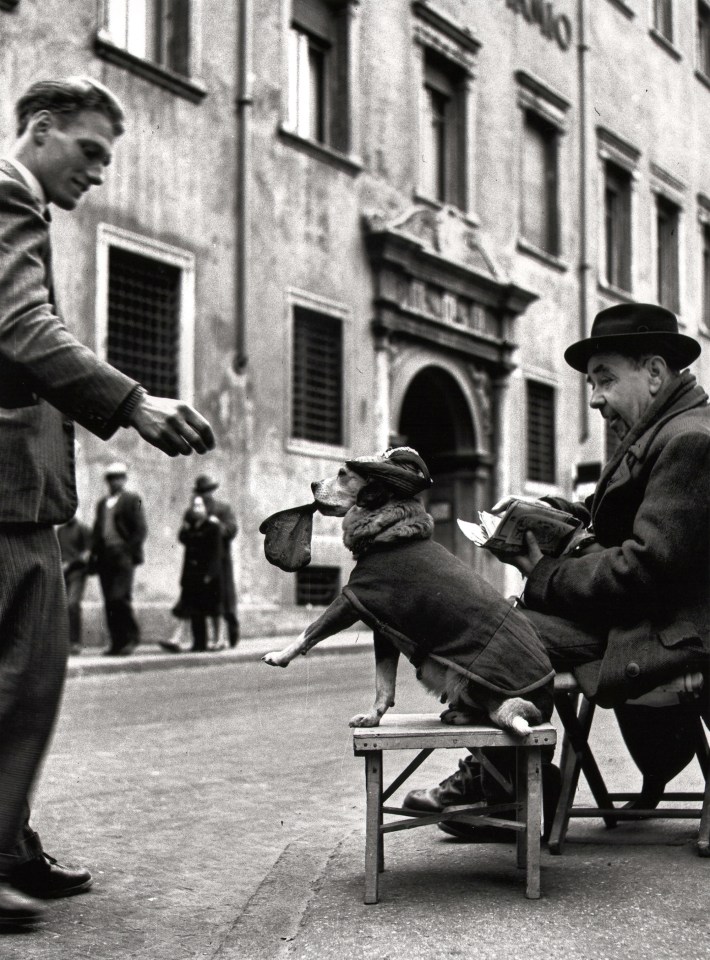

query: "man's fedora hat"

left=105, top=461, right=128, bottom=477
left=564, top=303, right=701, bottom=373
left=193, top=474, right=219, bottom=494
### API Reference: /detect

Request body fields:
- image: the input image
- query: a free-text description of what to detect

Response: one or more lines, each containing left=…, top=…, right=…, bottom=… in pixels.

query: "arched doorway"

left=397, top=366, right=493, bottom=560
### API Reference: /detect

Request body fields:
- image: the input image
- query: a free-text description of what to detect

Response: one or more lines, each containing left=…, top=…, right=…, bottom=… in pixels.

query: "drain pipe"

left=234, top=0, right=253, bottom=373
left=576, top=0, right=590, bottom=442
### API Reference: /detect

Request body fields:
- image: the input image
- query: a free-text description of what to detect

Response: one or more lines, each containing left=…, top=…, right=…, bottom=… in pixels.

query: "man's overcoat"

left=525, top=373, right=710, bottom=705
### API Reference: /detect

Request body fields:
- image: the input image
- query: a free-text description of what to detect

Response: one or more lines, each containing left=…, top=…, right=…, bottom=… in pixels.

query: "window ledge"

left=0, top=0, right=19, bottom=11
left=278, top=126, right=363, bottom=176
left=517, top=238, right=568, bottom=272
left=649, top=28, right=682, bottom=62
left=605, top=0, right=635, bottom=19
left=597, top=280, right=635, bottom=303
left=695, top=68, right=710, bottom=93
left=286, top=438, right=351, bottom=461
left=94, top=31, right=208, bottom=104
left=412, top=192, right=478, bottom=223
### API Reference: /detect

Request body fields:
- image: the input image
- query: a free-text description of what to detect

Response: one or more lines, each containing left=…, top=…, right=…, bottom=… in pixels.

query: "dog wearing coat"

left=262, top=448, right=554, bottom=735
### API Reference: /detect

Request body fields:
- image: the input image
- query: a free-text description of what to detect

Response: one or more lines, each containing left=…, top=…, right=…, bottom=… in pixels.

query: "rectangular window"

left=104, top=0, right=190, bottom=75
left=287, top=0, right=352, bottom=152
left=107, top=246, right=181, bottom=397
left=703, top=222, right=710, bottom=331
left=420, top=52, right=465, bottom=207
left=699, top=1, right=710, bottom=75
left=292, top=306, right=343, bottom=445
left=604, top=161, right=633, bottom=291
left=521, top=112, right=559, bottom=256
left=656, top=195, right=680, bottom=312
left=526, top=381, right=556, bottom=484
left=296, top=566, right=341, bottom=605
left=654, top=0, right=673, bottom=42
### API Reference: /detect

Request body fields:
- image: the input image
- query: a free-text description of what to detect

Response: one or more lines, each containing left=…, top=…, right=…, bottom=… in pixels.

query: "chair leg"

left=516, top=747, right=527, bottom=871
left=525, top=747, right=542, bottom=899
left=364, top=752, right=383, bottom=904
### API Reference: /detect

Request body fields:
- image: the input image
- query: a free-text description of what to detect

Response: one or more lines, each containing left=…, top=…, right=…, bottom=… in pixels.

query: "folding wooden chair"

left=549, top=672, right=710, bottom=855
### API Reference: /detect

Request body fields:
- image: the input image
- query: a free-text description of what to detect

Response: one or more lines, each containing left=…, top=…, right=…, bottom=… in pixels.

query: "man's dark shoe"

left=11, top=854, right=93, bottom=899
left=620, top=776, right=666, bottom=820
left=115, top=642, right=138, bottom=657
left=159, top=639, right=183, bottom=653
left=0, top=882, right=45, bottom=926
left=403, top=757, right=485, bottom=812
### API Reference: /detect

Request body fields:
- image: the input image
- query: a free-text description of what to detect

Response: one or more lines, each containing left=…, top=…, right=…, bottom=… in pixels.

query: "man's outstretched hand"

left=128, top=395, right=215, bottom=456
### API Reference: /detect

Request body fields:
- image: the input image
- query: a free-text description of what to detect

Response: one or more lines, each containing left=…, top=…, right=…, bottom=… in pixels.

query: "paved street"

left=5, top=643, right=710, bottom=960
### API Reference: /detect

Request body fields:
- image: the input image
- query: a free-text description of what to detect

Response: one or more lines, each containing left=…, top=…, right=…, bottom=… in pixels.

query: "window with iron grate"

left=526, top=380, right=556, bottom=484
left=292, top=306, right=343, bottom=445
left=296, top=566, right=341, bottom=606
left=107, top=246, right=181, bottom=398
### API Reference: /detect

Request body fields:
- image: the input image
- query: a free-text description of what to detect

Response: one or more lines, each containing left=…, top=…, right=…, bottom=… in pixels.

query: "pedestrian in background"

left=193, top=475, right=240, bottom=647
left=91, top=463, right=147, bottom=657
left=57, top=515, right=92, bottom=655
left=163, top=494, right=224, bottom=652
left=0, top=76, right=214, bottom=928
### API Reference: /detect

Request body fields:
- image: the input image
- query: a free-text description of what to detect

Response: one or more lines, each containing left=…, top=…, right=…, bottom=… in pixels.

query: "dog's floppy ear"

left=356, top=480, right=391, bottom=510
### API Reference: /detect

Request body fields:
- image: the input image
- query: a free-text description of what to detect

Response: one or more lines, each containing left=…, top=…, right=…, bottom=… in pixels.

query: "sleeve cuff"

left=117, top=385, right=147, bottom=428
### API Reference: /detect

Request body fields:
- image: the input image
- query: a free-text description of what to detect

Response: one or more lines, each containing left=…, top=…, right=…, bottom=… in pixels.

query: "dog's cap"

left=346, top=447, right=433, bottom=497
left=564, top=303, right=701, bottom=373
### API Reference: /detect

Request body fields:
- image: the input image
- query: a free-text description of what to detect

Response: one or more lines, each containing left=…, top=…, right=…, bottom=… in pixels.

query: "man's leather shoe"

left=404, top=757, right=485, bottom=812
left=11, top=854, right=93, bottom=899
left=0, top=882, right=45, bottom=926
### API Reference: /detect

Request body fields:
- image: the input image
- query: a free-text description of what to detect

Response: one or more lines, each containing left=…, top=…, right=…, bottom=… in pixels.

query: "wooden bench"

left=352, top=714, right=557, bottom=903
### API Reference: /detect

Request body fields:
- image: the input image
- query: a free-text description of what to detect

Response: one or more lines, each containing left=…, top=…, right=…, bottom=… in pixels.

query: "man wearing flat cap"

left=406, top=303, right=710, bottom=830
left=192, top=475, right=240, bottom=648
left=91, top=463, right=147, bottom=657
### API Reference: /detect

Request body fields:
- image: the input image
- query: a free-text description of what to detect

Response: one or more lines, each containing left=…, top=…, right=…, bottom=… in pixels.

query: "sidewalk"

left=66, top=629, right=373, bottom=678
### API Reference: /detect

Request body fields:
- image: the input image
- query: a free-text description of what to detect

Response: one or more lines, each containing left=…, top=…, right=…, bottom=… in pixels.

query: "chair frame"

left=549, top=673, right=710, bottom=856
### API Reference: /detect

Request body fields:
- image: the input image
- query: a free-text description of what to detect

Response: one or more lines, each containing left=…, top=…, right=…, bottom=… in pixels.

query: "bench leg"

left=364, top=752, right=383, bottom=903
left=524, top=747, right=542, bottom=899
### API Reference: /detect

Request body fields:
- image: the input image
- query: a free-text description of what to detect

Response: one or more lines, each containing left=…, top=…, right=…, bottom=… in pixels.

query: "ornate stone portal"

left=364, top=203, right=538, bottom=560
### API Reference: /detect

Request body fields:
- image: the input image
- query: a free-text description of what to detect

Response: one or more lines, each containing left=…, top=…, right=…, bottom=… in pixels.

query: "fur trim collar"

left=342, top=499, right=434, bottom=557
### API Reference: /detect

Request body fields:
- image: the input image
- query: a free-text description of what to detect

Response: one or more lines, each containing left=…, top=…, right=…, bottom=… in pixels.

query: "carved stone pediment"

left=364, top=205, right=500, bottom=281
left=364, top=204, right=538, bottom=370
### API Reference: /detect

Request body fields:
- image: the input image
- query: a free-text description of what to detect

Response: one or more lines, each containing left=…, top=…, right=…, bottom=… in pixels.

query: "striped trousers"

left=0, top=525, right=68, bottom=866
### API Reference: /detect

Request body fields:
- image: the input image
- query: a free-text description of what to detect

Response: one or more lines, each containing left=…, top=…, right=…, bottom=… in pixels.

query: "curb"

left=66, top=630, right=373, bottom=678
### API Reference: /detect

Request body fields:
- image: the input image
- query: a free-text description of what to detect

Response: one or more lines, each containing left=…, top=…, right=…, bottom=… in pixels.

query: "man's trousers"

left=97, top=547, right=140, bottom=653
left=0, top=525, right=68, bottom=868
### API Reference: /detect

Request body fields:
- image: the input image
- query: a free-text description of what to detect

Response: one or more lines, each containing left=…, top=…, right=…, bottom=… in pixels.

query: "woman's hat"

left=105, top=461, right=127, bottom=477
left=564, top=303, right=701, bottom=373
left=193, top=474, right=219, bottom=494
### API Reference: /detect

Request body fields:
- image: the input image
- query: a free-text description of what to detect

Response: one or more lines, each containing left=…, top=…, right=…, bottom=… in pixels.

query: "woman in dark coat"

left=171, top=495, right=224, bottom=652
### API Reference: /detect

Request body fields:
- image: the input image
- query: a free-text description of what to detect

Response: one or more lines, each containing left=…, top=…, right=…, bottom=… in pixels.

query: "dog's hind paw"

left=261, top=652, right=290, bottom=668
left=489, top=697, right=543, bottom=736
left=349, top=712, right=381, bottom=727
left=440, top=707, right=478, bottom=726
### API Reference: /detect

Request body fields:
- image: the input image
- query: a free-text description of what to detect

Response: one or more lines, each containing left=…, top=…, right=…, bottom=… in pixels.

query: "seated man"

left=405, top=303, right=710, bottom=837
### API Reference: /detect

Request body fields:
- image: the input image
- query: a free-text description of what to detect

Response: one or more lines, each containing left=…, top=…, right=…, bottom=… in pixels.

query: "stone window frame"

left=95, top=223, right=196, bottom=404
left=285, top=287, right=353, bottom=461
left=94, top=0, right=207, bottom=104
left=596, top=126, right=641, bottom=300
left=697, top=0, right=710, bottom=90
left=412, top=0, right=480, bottom=217
left=515, top=70, right=570, bottom=270
left=650, top=163, right=686, bottom=319
left=278, top=0, right=362, bottom=174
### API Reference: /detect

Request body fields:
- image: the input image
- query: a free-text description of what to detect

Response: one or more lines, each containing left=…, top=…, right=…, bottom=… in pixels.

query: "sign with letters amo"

left=502, top=0, right=574, bottom=51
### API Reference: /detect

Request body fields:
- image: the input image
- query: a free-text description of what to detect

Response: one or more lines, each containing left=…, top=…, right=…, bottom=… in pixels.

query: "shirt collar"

left=4, top=157, right=47, bottom=208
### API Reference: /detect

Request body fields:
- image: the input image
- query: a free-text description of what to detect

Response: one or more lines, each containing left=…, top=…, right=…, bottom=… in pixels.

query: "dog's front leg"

left=349, top=631, right=399, bottom=727
left=262, top=594, right=358, bottom=667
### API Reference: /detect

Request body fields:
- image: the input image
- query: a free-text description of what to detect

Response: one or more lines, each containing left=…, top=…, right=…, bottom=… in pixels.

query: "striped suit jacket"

left=0, top=159, right=139, bottom=524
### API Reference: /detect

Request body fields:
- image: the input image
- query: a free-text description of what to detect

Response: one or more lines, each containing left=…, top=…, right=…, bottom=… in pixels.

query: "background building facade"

left=2, top=0, right=710, bottom=638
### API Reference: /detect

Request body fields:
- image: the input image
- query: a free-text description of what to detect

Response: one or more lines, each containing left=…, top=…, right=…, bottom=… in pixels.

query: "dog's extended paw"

left=489, top=697, right=543, bottom=736
left=349, top=712, right=381, bottom=728
left=261, top=652, right=290, bottom=668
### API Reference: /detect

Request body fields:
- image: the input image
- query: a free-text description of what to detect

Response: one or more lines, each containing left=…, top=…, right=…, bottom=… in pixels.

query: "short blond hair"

left=15, top=76, right=125, bottom=137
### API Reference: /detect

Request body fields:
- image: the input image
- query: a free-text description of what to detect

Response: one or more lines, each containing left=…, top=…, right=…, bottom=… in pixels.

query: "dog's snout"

left=311, top=480, right=320, bottom=494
